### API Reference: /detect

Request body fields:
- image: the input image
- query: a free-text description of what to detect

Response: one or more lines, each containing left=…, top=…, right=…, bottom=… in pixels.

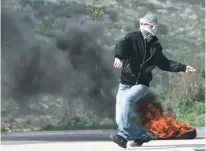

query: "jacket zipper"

left=135, top=40, right=159, bottom=85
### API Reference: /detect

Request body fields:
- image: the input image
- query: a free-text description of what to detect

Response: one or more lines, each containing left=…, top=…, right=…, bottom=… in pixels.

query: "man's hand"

left=113, top=58, right=122, bottom=68
left=185, top=65, right=196, bottom=73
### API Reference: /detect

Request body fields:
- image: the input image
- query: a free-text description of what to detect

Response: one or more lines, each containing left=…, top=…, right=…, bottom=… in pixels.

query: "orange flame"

left=135, top=99, right=196, bottom=139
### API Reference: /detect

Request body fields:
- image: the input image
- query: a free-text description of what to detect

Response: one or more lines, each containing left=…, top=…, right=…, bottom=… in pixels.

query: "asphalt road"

left=1, top=127, right=205, bottom=151
left=1, top=127, right=205, bottom=142
left=1, top=140, right=205, bottom=151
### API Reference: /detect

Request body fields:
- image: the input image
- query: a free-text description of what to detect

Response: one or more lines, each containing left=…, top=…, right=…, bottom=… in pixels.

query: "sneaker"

left=109, top=134, right=128, bottom=148
left=130, top=139, right=150, bottom=147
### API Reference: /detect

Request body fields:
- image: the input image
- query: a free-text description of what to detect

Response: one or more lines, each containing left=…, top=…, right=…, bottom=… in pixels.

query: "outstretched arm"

left=156, top=49, right=187, bottom=72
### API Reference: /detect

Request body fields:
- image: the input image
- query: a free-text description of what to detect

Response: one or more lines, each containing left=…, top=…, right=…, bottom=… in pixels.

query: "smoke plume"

left=1, top=3, right=117, bottom=118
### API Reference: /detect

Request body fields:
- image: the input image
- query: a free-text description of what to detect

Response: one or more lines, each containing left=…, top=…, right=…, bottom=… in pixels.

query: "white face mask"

left=139, top=18, right=157, bottom=37
left=140, top=25, right=156, bottom=37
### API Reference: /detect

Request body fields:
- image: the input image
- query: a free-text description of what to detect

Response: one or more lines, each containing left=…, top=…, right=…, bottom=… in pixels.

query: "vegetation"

left=1, top=0, right=205, bottom=132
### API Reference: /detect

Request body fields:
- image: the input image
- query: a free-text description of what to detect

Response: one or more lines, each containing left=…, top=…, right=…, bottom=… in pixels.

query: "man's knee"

left=127, top=84, right=148, bottom=103
left=132, top=84, right=148, bottom=92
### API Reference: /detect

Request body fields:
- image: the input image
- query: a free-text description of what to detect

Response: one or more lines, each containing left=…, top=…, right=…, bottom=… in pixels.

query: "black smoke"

left=1, top=2, right=118, bottom=118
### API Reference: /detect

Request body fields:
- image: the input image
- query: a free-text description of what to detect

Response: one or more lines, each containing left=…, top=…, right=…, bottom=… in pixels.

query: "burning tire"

left=134, top=92, right=197, bottom=140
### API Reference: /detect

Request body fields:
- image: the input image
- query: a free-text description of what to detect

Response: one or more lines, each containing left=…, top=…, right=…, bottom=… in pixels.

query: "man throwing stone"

left=110, top=13, right=196, bottom=148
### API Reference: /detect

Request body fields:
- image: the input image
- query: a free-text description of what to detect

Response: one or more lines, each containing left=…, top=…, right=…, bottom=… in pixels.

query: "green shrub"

left=172, top=101, right=205, bottom=126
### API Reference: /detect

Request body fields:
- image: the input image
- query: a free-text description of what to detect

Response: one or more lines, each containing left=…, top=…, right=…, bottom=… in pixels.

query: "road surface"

left=1, top=127, right=205, bottom=151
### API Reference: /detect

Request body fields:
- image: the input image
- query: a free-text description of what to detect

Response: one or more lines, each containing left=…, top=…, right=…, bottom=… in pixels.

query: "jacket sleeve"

left=157, top=49, right=186, bottom=72
left=114, top=33, right=131, bottom=60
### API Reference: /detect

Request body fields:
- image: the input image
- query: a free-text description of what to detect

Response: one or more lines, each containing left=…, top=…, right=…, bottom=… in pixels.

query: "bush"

left=40, top=116, right=116, bottom=131
left=173, top=101, right=205, bottom=127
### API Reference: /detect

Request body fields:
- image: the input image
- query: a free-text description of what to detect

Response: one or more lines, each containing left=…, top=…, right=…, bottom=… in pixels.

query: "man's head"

left=139, top=13, right=158, bottom=39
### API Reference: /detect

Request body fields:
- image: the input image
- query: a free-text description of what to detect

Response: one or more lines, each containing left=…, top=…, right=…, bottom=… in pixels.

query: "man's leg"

left=128, top=85, right=152, bottom=147
left=110, top=83, right=130, bottom=148
left=110, top=83, right=149, bottom=148
left=115, top=83, right=130, bottom=137
left=118, top=84, right=149, bottom=139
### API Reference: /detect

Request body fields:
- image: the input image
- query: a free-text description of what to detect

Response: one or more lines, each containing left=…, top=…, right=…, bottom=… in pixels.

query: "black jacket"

left=114, top=31, right=186, bottom=86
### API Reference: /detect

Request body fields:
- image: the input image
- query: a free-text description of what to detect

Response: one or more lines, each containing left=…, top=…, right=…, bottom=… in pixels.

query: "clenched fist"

left=113, top=58, right=122, bottom=68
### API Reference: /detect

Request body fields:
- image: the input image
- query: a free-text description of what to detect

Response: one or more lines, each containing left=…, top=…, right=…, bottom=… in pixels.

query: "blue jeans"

left=115, top=83, right=150, bottom=140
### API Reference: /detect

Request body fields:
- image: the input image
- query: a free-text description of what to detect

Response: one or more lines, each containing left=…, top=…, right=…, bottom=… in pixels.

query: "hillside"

left=1, top=0, right=205, bottom=131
